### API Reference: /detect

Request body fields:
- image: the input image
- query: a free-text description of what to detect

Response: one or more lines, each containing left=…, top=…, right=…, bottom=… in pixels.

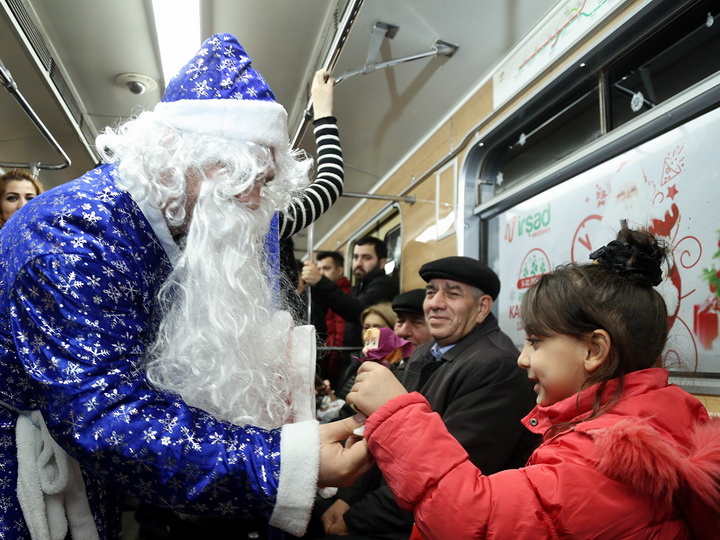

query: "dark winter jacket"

left=311, top=269, right=397, bottom=349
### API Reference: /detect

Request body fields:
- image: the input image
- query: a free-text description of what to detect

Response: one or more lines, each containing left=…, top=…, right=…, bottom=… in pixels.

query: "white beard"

left=145, top=183, right=299, bottom=429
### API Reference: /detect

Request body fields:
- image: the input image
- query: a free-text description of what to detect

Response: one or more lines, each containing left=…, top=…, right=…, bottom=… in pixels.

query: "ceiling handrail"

left=334, top=38, right=458, bottom=86
left=290, top=0, right=365, bottom=150
left=0, top=57, right=71, bottom=172
left=342, top=191, right=415, bottom=204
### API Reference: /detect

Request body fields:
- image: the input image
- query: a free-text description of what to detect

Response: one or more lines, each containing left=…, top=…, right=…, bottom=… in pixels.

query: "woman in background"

left=359, top=302, right=396, bottom=333
left=317, top=303, right=398, bottom=423
left=0, top=168, right=44, bottom=228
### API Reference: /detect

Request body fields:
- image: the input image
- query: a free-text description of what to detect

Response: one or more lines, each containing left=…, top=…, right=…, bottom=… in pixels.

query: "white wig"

left=96, top=110, right=312, bottom=221
left=95, top=111, right=314, bottom=428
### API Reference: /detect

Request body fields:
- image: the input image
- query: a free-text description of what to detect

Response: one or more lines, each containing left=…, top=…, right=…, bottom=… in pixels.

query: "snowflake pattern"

left=0, top=118, right=343, bottom=538
left=163, top=33, right=274, bottom=103
left=0, top=164, right=284, bottom=538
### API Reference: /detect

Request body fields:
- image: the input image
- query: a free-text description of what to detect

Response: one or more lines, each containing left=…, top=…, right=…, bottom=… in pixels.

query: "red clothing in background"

left=321, top=276, right=350, bottom=384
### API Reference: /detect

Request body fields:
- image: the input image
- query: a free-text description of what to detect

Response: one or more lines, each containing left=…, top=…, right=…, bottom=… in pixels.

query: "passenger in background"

left=314, top=250, right=352, bottom=387
left=348, top=223, right=720, bottom=539
left=337, top=302, right=399, bottom=395
left=391, top=288, right=432, bottom=355
left=0, top=168, right=44, bottom=227
left=316, top=303, right=401, bottom=424
left=316, top=256, right=538, bottom=540
left=302, top=237, right=398, bottom=361
left=360, top=302, right=396, bottom=331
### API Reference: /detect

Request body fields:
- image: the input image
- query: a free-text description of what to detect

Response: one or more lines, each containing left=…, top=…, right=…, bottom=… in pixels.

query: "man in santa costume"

left=0, top=33, right=368, bottom=539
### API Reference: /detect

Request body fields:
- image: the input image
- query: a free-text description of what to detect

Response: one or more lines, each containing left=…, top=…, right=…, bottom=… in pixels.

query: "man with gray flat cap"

left=317, top=256, right=538, bottom=539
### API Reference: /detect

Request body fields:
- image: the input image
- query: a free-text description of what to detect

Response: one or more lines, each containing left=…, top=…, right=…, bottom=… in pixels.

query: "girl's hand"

left=346, top=362, right=408, bottom=416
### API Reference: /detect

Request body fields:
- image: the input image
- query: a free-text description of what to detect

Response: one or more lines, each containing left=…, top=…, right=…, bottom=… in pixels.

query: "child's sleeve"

left=365, top=392, right=551, bottom=539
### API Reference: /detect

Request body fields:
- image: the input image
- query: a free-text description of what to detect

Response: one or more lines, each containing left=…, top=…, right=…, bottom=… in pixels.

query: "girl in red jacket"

left=347, top=222, right=720, bottom=539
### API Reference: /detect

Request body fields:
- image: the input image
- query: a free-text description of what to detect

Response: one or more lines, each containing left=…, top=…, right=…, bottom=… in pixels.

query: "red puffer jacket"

left=365, top=368, right=720, bottom=539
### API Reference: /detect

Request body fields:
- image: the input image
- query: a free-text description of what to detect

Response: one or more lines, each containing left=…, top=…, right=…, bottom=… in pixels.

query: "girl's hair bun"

left=588, top=220, right=667, bottom=288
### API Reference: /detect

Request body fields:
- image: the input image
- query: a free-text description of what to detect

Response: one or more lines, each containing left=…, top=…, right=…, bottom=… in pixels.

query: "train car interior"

left=3, top=1, right=720, bottom=537
left=3, top=0, right=719, bottom=398
left=2, top=0, right=719, bottom=499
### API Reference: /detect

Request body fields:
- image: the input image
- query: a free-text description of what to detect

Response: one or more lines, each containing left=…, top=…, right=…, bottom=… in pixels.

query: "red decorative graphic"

left=649, top=203, right=679, bottom=238
left=641, top=170, right=658, bottom=195
left=666, top=185, right=678, bottom=200
left=595, top=182, right=609, bottom=208
left=570, top=214, right=602, bottom=263
left=504, top=215, right=518, bottom=243
left=694, top=298, right=719, bottom=350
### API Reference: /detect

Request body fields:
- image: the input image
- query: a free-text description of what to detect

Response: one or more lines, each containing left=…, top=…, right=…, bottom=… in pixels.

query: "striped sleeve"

left=277, top=117, right=344, bottom=238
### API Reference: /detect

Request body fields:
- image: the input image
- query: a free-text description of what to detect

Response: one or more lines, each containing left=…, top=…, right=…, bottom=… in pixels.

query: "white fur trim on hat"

left=154, top=98, right=289, bottom=150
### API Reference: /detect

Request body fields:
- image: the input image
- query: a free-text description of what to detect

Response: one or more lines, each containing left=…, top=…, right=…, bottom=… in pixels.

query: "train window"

left=475, top=0, right=720, bottom=209
left=383, top=224, right=402, bottom=289
left=489, top=104, right=720, bottom=394
left=481, top=81, right=600, bottom=198
left=608, top=0, right=720, bottom=129
left=467, top=0, right=720, bottom=395
left=436, top=159, right=457, bottom=240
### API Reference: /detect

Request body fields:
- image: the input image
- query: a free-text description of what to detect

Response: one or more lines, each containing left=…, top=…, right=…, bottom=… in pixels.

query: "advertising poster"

left=496, top=106, right=720, bottom=383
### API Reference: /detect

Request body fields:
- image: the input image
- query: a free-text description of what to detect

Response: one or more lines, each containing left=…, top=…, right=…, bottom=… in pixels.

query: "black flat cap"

left=392, top=289, right=426, bottom=315
left=419, top=256, right=500, bottom=300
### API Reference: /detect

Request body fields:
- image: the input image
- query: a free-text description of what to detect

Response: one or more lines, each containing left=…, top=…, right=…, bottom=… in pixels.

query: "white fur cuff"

left=269, top=420, right=320, bottom=536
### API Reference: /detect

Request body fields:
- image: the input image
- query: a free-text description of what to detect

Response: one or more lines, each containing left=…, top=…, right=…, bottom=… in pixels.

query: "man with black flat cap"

left=391, top=288, right=431, bottom=354
left=316, top=256, right=538, bottom=540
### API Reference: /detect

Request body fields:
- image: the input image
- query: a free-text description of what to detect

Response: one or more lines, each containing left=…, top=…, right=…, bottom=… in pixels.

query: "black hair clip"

left=589, top=240, right=662, bottom=286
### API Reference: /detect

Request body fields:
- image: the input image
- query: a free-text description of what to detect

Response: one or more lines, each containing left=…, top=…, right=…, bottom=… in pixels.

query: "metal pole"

left=334, top=40, right=458, bottom=86
left=0, top=57, right=71, bottom=171
left=303, top=0, right=366, bottom=324
left=291, top=0, right=365, bottom=149
left=306, top=221, right=314, bottom=324
left=342, top=191, right=415, bottom=204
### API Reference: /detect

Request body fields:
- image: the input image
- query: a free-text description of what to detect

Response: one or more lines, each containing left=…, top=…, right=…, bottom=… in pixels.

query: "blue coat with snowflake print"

left=0, top=165, right=290, bottom=539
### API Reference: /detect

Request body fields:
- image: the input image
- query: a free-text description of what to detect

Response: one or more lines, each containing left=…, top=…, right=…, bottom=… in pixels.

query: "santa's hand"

left=346, top=362, right=408, bottom=416
left=318, top=416, right=372, bottom=487
left=321, top=499, right=350, bottom=535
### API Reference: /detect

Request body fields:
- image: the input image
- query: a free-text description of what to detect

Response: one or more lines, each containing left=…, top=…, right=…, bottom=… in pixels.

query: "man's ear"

left=474, top=295, right=493, bottom=324
left=378, top=258, right=387, bottom=269
left=585, top=329, right=611, bottom=373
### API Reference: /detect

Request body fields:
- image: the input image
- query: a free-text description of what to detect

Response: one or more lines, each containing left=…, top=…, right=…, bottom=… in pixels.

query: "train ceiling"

left=0, top=0, right=556, bottom=252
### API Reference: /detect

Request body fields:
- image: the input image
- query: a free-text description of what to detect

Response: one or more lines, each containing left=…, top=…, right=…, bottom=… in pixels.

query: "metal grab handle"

left=334, top=40, right=458, bottom=86
left=291, top=0, right=366, bottom=149
left=0, top=56, right=71, bottom=172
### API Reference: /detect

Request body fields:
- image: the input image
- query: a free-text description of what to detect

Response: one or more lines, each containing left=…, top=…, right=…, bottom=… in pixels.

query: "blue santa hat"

left=153, top=33, right=288, bottom=150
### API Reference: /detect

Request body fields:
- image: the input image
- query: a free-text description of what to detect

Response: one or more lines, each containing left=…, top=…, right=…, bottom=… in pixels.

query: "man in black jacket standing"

left=302, top=236, right=398, bottom=353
